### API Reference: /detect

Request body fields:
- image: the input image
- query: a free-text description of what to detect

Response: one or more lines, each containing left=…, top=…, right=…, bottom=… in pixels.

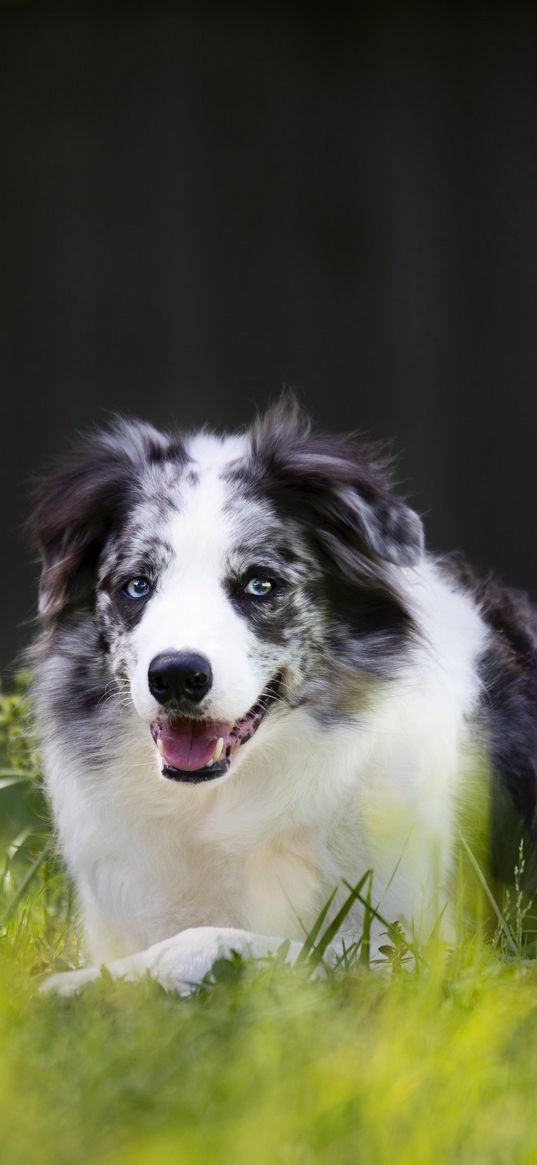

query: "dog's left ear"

left=28, top=419, right=179, bottom=619
left=249, top=395, right=424, bottom=570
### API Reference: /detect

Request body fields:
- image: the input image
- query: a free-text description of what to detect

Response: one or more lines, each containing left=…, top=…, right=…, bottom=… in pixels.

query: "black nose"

left=148, top=651, right=213, bottom=706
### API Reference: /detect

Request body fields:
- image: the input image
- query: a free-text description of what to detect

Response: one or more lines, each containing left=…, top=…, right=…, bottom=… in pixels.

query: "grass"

left=2, top=681, right=537, bottom=1165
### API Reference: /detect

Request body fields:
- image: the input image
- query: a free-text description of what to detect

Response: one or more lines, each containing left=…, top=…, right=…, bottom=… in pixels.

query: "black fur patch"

left=441, top=555, right=537, bottom=889
left=28, top=420, right=188, bottom=620
left=246, top=395, right=424, bottom=569
left=231, top=396, right=423, bottom=680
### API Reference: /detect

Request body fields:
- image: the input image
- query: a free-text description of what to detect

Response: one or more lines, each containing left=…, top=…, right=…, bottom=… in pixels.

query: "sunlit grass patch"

left=2, top=682, right=537, bottom=1165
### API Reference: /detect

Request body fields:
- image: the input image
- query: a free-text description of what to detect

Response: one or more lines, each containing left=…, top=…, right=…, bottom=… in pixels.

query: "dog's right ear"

left=28, top=419, right=178, bottom=620
left=250, top=393, right=424, bottom=571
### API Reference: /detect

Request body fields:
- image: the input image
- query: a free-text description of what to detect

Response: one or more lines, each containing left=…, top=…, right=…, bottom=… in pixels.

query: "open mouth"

left=150, top=675, right=282, bottom=784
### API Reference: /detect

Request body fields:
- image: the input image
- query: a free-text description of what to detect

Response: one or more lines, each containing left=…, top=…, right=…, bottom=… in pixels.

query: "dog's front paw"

left=144, top=927, right=246, bottom=994
left=144, top=926, right=302, bottom=994
left=37, top=927, right=301, bottom=998
left=39, top=966, right=101, bottom=997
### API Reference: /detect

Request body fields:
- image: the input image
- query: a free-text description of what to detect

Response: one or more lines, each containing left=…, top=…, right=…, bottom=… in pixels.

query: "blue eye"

left=123, top=577, right=152, bottom=600
left=244, top=577, right=274, bottom=597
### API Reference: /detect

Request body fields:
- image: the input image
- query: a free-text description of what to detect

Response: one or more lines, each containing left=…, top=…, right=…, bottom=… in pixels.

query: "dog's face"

left=94, top=436, right=324, bottom=783
left=30, top=398, right=424, bottom=784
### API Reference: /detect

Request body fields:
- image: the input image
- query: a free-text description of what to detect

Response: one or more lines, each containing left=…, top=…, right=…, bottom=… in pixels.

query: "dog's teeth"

left=156, top=738, right=164, bottom=756
left=213, top=737, right=224, bottom=762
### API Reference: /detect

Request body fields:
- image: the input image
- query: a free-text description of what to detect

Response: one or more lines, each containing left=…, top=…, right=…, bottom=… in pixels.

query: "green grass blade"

left=359, top=870, right=374, bottom=966
left=0, top=841, right=52, bottom=929
left=459, top=831, right=519, bottom=956
left=340, top=879, right=418, bottom=966
left=296, top=886, right=339, bottom=964
left=307, top=871, right=374, bottom=971
left=0, top=776, right=34, bottom=790
left=341, top=878, right=398, bottom=939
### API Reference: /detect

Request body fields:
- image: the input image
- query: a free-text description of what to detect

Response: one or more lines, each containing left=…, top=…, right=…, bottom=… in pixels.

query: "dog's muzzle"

left=150, top=674, right=283, bottom=784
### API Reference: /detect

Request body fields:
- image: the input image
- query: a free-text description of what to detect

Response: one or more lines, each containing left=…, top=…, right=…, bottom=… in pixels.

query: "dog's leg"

left=40, top=927, right=306, bottom=997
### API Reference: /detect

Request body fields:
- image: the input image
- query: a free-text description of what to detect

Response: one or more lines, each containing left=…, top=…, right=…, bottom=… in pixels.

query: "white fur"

left=40, top=443, right=489, bottom=995
left=130, top=458, right=262, bottom=725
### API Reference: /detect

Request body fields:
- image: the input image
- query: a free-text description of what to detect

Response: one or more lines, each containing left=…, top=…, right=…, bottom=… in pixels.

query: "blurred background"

left=1, top=1, right=537, bottom=679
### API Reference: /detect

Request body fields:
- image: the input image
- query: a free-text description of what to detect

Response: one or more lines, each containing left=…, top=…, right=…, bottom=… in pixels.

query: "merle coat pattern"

left=28, top=397, right=537, bottom=994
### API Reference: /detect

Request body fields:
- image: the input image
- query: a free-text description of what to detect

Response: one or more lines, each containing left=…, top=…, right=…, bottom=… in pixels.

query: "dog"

left=29, top=396, right=537, bottom=994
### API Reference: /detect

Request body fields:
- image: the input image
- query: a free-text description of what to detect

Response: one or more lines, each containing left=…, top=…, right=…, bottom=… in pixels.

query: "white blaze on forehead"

left=169, top=430, right=273, bottom=572
left=165, top=431, right=260, bottom=578
left=166, top=440, right=240, bottom=577
left=186, top=431, right=248, bottom=474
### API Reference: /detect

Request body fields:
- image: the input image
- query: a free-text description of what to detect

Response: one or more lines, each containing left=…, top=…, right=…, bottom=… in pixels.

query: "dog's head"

left=29, top=397, right=423, bottom=784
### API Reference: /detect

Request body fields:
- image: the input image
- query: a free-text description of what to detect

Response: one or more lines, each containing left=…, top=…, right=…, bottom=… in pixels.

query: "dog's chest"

left=71, top=800, right=334, bottom=958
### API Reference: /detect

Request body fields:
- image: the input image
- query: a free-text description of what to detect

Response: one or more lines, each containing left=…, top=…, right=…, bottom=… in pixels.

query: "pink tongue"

left=159, top=720, right=230, bottom=772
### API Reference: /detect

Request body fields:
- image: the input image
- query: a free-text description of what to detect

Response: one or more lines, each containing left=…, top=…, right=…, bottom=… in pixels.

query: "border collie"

left=30, top=396, right=537, bottom=994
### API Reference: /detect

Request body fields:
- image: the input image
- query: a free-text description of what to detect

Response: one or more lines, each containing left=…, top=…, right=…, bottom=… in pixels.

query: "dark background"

left=1, top=1, right=537, bottom=679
